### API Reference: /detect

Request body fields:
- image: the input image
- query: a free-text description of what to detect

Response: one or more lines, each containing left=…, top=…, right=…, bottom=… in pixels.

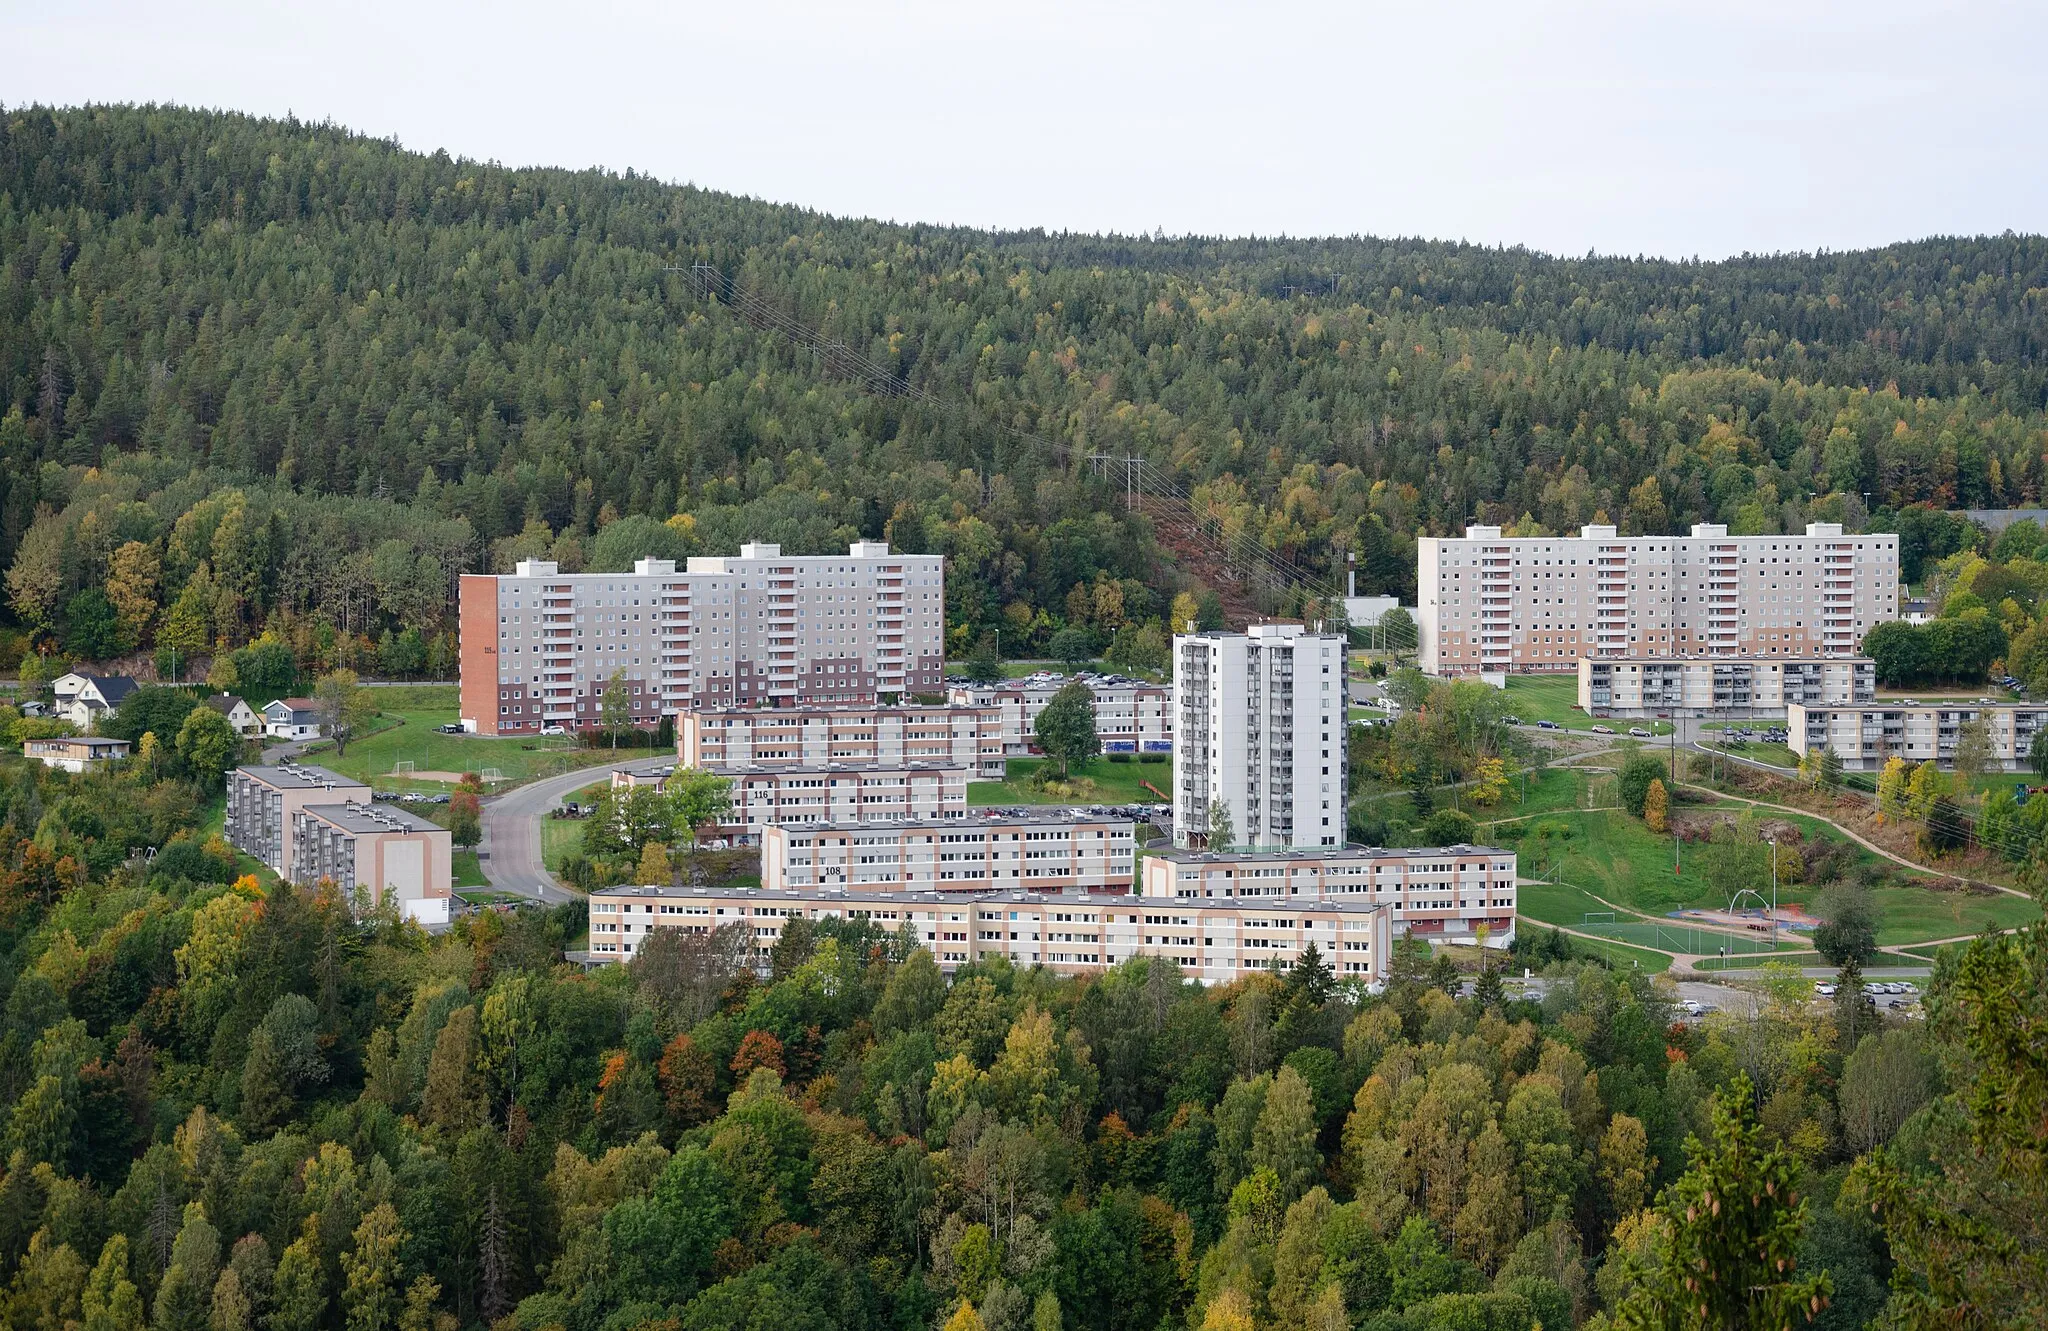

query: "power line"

left=670, top=263, right=1354, bottom=623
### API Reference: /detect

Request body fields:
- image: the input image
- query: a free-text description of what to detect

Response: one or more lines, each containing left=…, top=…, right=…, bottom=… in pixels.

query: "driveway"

left=479, top=756, right=672, bottom=902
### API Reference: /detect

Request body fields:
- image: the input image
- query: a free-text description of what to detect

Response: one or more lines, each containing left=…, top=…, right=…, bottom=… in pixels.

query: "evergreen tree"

left=1614, top=1073, right=1829, bottom=1330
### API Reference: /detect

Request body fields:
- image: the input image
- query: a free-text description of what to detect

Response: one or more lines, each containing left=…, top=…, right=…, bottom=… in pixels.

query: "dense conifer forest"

left=1, top=104, right=2046, bottom=672
left=0, top=105, right=2044, bottom=1331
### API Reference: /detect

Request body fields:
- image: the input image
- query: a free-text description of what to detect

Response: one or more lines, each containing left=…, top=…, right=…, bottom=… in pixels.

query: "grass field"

left=1502, top=794, right=2040, bottom=964
left=969, top=757, right=1173, bottom=806
left=1499, top=675, right=1671, bottom=735
left=1560, top=934, right=1675, bottom=972
left=451, top=850, right=489, bottom=888
left=541, top=781, right=612, bottom=870
left=303, top=685, right=619, bottom=789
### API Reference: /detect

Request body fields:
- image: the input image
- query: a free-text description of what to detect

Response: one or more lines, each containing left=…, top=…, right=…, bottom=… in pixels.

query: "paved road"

left=479, top=756, right=671, bottom=902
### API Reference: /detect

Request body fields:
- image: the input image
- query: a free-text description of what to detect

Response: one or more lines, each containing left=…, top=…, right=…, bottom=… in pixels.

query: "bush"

left=1106, top=752, right=1132, bottom=764
left=151, top=837, right=236, bottom=886
left=1618, top=753, right=1669, bottom=817
left=1420, top=808, right=1478, bottom=846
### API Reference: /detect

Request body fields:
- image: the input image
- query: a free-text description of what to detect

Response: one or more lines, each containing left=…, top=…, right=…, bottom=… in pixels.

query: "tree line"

left=5, top=108, right=2048, bottom=673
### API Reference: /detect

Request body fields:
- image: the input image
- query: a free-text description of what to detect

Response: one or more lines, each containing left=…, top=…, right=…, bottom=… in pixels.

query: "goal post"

left=392, top=760, right=416, bottom=776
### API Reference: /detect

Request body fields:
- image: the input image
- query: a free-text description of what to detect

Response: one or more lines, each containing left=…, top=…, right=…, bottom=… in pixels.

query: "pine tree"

left=1614, top=1072, right=1829, bottom=1330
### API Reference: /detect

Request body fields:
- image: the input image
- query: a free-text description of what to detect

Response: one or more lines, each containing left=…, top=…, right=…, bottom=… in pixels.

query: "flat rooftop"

left=1152, top=842, right=1508, bottom=865
left=590, top=884, right=1390, bottom=914
left=235, top=762, right=368, bottom=790
left=767, top=810, right=1141, bottom=833
left=300, top=801, right=444, bottom=835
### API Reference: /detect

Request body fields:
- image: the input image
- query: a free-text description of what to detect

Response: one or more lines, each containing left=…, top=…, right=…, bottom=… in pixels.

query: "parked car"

left=1501, top=715, right=1522, bottom=726
left=1537, top=720, right=1562, bottom=730
left=1814, top=982, right=1838, bottom=996
left=436, top=722, right=465, bottom=734
left=1590, top=724, right=1616, bottom=735
left=540, top=724, right=567, bottom=736
left=1628, top=727, right=1652, bottom=738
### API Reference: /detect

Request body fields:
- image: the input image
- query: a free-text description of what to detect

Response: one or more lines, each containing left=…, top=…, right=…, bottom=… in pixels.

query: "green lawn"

left=1561, top=934, right=1674, bottom=972
left=451, top=850, right=489, bottom=888
left=969, top=756, right=1173, bottom=806
left=304, top=685, right=619, bottom=790
left=1497, top=675, right=1677, bottom=736
left=1496, top=797, right=2036, bottom=952
left=541, top=782, right=612, bottom=871
left=1869, top=884, right=2039, bottom=945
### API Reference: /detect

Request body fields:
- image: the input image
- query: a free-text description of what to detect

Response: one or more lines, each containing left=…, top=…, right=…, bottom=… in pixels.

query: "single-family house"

left=203, top=693, right=263, bottom=736
left=27, top=735, right=132, bottom=772
left=51, top=674, right=139, bottom=732
left=262, top=697, right=323, bottom=740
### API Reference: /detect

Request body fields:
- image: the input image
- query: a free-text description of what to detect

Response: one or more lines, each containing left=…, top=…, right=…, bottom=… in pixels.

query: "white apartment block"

left=291, top=802, right=453, bottom=924
left=459, top=541, right=945, bottom=735
left=1417, top=523, right=1900, bottom=675
left=613, top=762, right=969, bottom=837
left=1788, top=702, right=2048, bottom=772
left=586, top=884, right=1394, bottom=984
left=1173, top=624, right=1347, bottom=850
left=761, top=813, right=1136, bottom=894
left=946, top=673, right=1174, bottom=755
left=1580, top=656, right=1876, bottom=718
left=226, top=763, right=374, bottom=877
left=679, top=705, right=1004, bottom=778
left=1142, top=843, right=1517, bottom=947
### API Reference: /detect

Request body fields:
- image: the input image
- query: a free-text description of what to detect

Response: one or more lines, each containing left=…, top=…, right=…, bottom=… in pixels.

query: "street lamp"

left=1765, top=836, right=1779, bottom=946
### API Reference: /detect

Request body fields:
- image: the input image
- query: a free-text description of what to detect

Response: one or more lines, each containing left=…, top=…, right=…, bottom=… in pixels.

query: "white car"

left=1628, top=727, right=1652, bottom=738
left=1590, top=724, right=1616, bottom=735
left=540, top=724, right=567, bottom=736
left=1814, top=982, right=1838, bottom=997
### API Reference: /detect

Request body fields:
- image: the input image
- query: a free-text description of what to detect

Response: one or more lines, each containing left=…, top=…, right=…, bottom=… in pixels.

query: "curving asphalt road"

left=478, top=756, right=673, bottom=902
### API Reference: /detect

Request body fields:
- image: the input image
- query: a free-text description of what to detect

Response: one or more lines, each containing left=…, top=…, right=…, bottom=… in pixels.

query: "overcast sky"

left=7, top=0, right=2042, bottom=258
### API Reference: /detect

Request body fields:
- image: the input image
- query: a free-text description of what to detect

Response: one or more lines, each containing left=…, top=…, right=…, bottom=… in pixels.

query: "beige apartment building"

left=1417, top=522, right=1900, bottom=675
left=760, top=813, right=1137, bottom=894
left=1141, top=843, right=1517, bottom=947
left=1788, top=702, right=2048, bottom=772
left=946, top=673, right=1174, bottom=755
left=459, top=542, right=945, bottom=735
left=291, top=802, right=453, bottom=924
left=1580, top=656, right=1876, bottom=718
left=614, top=762, right=969, bottom=837
left=226, top=763, right=374, bottom=877
left=679, top=704, right=1004, bottom=778
left=586, top=883, right=1394, bottom=983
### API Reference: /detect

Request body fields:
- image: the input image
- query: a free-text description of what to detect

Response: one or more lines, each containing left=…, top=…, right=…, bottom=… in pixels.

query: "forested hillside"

left=3, top=104, right=2048, bottom=675
left=0, top=743, right=2042, bottom=1331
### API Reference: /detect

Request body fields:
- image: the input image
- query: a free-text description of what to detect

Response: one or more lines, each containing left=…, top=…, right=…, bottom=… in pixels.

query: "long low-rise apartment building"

left=1788, top=702, right=2048, bottom=771
left=227, top=763, right=374, bottom=877
left=1580, top=656, right=1876, bottom=718
left=291, top=802, right=453, bottom=924
left=586, top=883, right=1393, bottom=983
left=947, top=673, right=1173, bottom=754
left=761, top=813, right=1137, bottom=894
left=615, top=762, right=969, bottom=837
left=1141, top=843, right=1517, bottom=946
left=679, top=705, right=1004, bottom=778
